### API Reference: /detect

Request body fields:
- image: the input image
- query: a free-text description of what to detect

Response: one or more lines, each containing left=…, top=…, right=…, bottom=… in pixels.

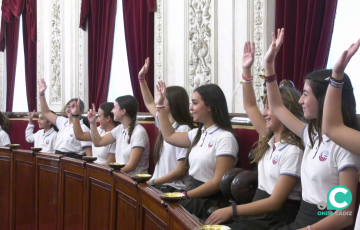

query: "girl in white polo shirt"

left=38, top=79, right=92, bottom=159
left=322, top=39, right=360, bottom=229
left=266, top=29, right=359, bottom=230
left=71, top=99, right=118, bottom=164
left=25, top=110, right=57, bottom=153
left=88, top=95, right=150, bottom=174
left=138, top=57, right=194, bottom=192
left=0, top=112, right=10, bottom=146
left=206, top=41, right=304, bottom=229
left=155, top=80, right=240, bottom=220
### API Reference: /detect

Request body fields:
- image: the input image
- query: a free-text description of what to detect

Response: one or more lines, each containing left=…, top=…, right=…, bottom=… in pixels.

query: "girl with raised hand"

left=71, top=98, right=118, bottom=165
left=206, top=41, right=304, bottom=229
left=322, top=39, right=360, bottom=229
left=266, top=29, right=359, bottom=230
left=138, top=57, right=194, bottom=192
left=38, top=79, right=92, bottom=159
left=88, top=96, right=150, bottom=174
left=25, top=110, right=57, bottom=153
left=0, top=112, right=11, bottom=146
left=155, top=80, right=240, bottom=220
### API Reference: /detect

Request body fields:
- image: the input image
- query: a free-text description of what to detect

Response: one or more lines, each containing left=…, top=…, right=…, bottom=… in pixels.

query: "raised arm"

left=323, top=39, right=360, bottom=155
left=187, top=156, right=235, bottom=199
left=38, top=79, right=57, bottom=125
left=25, top=110, right=35, bottom=143
left=139, top=57, right=157, bottom=116
left=71, top=98, right=91, bottom=141
left=206, top=175, right=298, bottom=224
left=242, top=41, right=267, bottom=135
left=88, top=103, right=116, bottom=147
left=156, top=81, right=191, bottom=148
left=265, top=29, right=305, bottom=138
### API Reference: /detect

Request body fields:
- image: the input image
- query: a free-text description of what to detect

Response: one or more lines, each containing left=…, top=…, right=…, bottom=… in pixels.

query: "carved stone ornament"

left=51, top=0, right=61, bottom=103
left=189, top=0, right=212, bottom=94
left=155, top=0, right=163, bottom=83
left=78, top=0, right=83, bottom=99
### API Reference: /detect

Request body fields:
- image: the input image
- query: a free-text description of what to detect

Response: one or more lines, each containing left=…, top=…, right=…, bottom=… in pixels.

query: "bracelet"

left=182, top=191, right=189, bottom=200
left=307, top=225, right=312, bottom=230
left=330, top=76, right=344, bottom=84
left=329, top=79, right=344, bottom=88
left=242, top=74, right=253, bottom=82
left=156, top=105, right=165, bottom=109
left=138, top=77, right=145, bottom=82
left=232, top=202, right=237, bottom=217
left=151, top=179, right=156, bottom=186
left=71, top=113, right=80, bottom=118
left=39, top=92, right=45, bottom=96
left=265, top=74, right=276, bottom=82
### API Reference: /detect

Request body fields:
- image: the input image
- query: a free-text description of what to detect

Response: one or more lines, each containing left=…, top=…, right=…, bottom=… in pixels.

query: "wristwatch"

left=151, top=179, right=156, bottom=186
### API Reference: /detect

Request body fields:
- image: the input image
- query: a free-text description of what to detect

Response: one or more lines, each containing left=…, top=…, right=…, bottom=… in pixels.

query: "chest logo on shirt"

left=208, top=140, right=215, bottom=148
left=319, top=150, right=329, bottom=162
left=272, top=154, right=279, bottom=165
left=46, top=140, right=50, bottom=145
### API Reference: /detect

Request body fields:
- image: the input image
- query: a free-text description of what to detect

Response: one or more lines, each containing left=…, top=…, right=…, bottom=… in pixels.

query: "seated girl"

left=25, top=110, right=57, bottom=153
left=155, top=80, right=240, bottom=220
left=0, top=112, right=10, bottom=146
left=138, top=57, right=193, bottom=192
left=206, top=41, right=304, bottom=229
left=71, top=100, right=118, bottom=164
left=88, top=96, right=150, bottom=174
left=266, top=29, right=359, bottom=230
left=38, top=79, right=92, bottom=159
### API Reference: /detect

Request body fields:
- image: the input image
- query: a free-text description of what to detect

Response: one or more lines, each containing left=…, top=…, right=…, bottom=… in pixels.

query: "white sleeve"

left=130, top=128, right=149, bottom=149
left=0, top=131, right=11, bottom=146
left=176, top=125, right=191, bottom=160
left=80, top=124, right=92, bottom=149
left=25, top=124, right=35, bottom=143
left=336, top=147, right=359, bottom=172
left=302, top=124, right=309, bottom=146
left=110, top=125, right=121, bottom=141
left=109, top=143, right=116, bottom=155
left=55, top=116, right=67, bottom=130
left=279, top=146, right=303, bottom=178
left=154, top=111, right=160, bottom=129
left=187, top=128, right=198, bottom=144
left=51, top=132, right=58, bottom=153
left=215, top=133, right=238, bottom=159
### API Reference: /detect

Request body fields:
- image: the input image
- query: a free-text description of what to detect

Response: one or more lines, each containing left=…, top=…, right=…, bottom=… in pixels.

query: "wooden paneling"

left=86, top=163, right=114, bottom=230
left=13, top=150, right=36, bottom=230
left=35, top=153, right=62, bottom=230
left=59, top=157, right=86, bottom=230
left=113, top=172, right=139, bottom=230
left=168, top=203, right=203, bottom=230
left=0, top=148, right=12, bottom=230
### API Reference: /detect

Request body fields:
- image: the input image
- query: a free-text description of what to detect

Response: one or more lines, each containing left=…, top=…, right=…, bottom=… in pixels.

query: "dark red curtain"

left=122, top=0, right=155, bottom=112
left=274, top=0, right=337, bottom=91
left=0, top=0, right=37, bottom=111
left=80, top=0, right=117, bottom=108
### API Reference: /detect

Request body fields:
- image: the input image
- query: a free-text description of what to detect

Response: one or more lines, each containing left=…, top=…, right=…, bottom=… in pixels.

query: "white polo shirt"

left=187, top=124, right=239, bottom=183
left=54, top=116, right=92, bottom=155
left=89, top=126, right=116, bottom=164
left=151, top=111, right=192, bottom=190
left=301, top=125, right=360, bottom=205
left=110, top=121, right=150, bottom=174
left=0, top=127, right=10, bottom=146
left=25, top=124, right=57, bottom=153
left=257, top=136, right=303, bottom=201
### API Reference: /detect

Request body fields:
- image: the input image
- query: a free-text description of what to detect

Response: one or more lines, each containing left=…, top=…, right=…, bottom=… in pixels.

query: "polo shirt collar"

left=172, top=121, right=180, bottom=131
left=268, top=136, right=289, bottom=151
left=201, top=124, right=219, bottom=134
left=123, top=121, right=139, bottom=134
left=44, top=127, right=55, bottom=137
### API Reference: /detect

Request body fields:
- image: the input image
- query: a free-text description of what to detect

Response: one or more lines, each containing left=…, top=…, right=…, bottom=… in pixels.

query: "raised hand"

left=155, top=80, right=166, bottom=106
left=28, top=110, right=35, bottom=123
left=38, top=78, right=48, bottom=94
left=138, top=57, right=150, bottom=79
left=87, top=103, right=97, bottom=124
left=332, top=39, right=360, bottom=80
left=243, top=41, right=255, bottom=70
left=264, top=28, right=284, bottom=65
left=71, top=97, right=81, bottom=115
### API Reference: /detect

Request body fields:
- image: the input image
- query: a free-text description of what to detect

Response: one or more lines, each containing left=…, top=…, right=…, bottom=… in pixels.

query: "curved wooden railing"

left=0, top=148, right=202, bottom=230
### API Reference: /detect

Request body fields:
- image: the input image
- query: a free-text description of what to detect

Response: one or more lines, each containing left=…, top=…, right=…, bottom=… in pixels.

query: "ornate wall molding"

left=37, top=0, right=42, bottom=111
left=78, top=0, right=84, bottom=100
left=252, top=0, right=265, bottom=110
left=188, top=0, right=213, bottom=94
left=155, top=0, right=164, bottom=88
left=51, top=0, right=61, bottom=103
left=0, top=0, right=3, bottom=111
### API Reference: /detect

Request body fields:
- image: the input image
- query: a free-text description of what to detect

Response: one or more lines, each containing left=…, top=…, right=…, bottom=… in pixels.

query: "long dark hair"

left=153, top=86, right=194, bottom=164
left=185, top=84, right=240, bottom=167
left=253, top=87, right=304, bottom=163
left=0, top=112, right=9, bottom=133
left=305, top=69, right=359, bottom=148
left=100, top=102, right=120, bottom=127
left=115, top=95, right=139, bottom=144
